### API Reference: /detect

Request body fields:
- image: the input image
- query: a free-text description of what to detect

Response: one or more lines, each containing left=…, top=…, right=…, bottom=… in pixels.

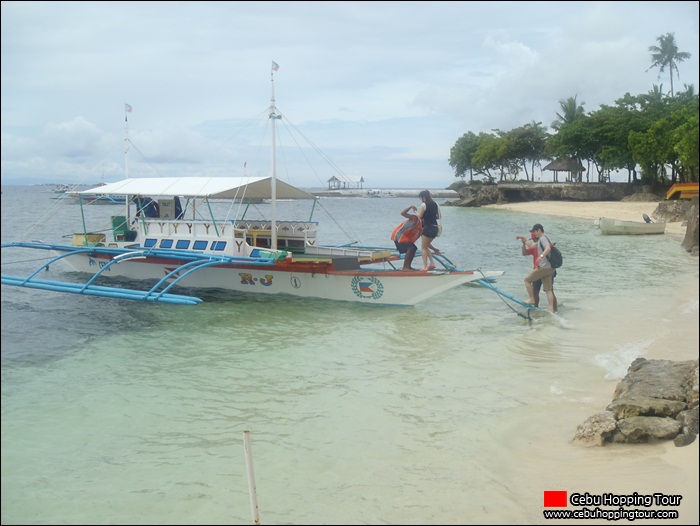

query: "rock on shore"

left=574, top=358, right=699, bottom=447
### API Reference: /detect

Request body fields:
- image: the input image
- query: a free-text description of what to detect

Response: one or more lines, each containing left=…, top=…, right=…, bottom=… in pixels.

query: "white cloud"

left=2, top=1, right=698, bottom=187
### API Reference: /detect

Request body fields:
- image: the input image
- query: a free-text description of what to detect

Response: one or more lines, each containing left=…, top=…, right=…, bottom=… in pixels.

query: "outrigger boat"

left=1, top=67, right=505, bottom=307
left=1, top=176, right=504, bottom=306
left=54, top=191, right=126, bottom=206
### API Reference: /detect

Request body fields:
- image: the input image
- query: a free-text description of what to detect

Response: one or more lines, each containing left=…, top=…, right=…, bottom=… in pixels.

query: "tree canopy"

left=448, top=33, right=697, bottom=186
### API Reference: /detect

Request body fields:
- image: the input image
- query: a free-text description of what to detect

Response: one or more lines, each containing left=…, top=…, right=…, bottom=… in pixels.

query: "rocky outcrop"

left=681, top=196, right=699, bottom=256
left=654, top=196, right=699, bottom=256
left=574, top=359, right=699, bottom=447
left=444, top=182, right=655, bottom=207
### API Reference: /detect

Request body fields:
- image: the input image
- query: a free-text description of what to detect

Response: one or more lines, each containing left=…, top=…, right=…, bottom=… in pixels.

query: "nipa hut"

left=543, top=158, right=585, bottom=182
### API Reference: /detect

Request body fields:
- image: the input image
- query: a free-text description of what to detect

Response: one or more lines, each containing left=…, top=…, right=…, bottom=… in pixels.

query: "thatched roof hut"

left=327, top=176, right=365, bottom=189
left=543, top=158, right=586, bottom=182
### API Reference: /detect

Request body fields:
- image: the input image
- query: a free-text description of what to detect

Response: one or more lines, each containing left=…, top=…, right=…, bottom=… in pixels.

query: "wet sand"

left=486, top=199, right=698, bottom=524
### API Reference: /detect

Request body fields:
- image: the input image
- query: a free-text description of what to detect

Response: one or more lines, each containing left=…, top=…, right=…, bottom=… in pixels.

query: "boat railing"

left=108, top=216, right=317, bottom=256
left=133, top=218, right=234, bottom=237
left=232, top=220, right=318, bottom=254
left=232, top=220, right=318, bottom=239
left=127, top=218, right=317, bottom=239
left=306, top=245, right=392, bottom=262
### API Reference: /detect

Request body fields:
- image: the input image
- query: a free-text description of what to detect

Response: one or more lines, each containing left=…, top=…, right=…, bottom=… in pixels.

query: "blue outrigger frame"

left=1, top=241, right=282, bottom=306
left=418, top=250, right=540, bottom=314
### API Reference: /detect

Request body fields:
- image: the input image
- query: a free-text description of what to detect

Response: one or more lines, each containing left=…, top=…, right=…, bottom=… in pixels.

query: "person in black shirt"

left=133, top=196, right=160, bottom=218
left=416, top=190, right=441, bottom=271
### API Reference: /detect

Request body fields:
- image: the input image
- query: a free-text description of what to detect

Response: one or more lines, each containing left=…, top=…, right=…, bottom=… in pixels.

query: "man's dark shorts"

left=395, top=241, right=416, bottom=254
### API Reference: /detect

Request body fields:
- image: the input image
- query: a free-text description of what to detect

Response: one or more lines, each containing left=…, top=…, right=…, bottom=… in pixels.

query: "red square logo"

left=544, top=490, right=568, bottom=507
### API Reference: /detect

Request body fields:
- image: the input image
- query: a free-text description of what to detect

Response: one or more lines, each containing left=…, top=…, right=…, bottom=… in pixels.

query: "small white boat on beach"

left=598, top=215, right=666, bottom=235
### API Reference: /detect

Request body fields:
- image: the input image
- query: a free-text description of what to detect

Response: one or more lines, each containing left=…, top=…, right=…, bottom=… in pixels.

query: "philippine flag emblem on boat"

left=350, top=276, right=384, bottom=300
left=359, top=281, right=375, bottom=293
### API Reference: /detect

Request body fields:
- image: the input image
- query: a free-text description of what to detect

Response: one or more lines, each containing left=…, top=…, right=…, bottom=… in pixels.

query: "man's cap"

left=530, top=223, right=544, bottom=232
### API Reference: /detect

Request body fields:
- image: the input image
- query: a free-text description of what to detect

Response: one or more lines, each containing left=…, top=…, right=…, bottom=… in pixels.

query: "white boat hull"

left=58, top=251, right=501, bottom=306
left=599, top=217, right=666, bottom=235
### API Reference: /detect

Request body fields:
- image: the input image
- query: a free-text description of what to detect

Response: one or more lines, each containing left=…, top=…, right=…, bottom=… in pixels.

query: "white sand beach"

left=486, top=200, right=687, bottom=236
left=487, top=199, right=698, bottom=524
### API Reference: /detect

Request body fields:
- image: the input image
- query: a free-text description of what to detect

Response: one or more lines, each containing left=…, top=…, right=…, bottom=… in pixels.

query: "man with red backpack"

left=516, top=230, right=558, bottom=312
left=522, top=223, right=558, bottom=313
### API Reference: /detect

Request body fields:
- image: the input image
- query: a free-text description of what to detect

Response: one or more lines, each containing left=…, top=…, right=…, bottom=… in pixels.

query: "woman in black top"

left=416, top=190, right=441, bottom=271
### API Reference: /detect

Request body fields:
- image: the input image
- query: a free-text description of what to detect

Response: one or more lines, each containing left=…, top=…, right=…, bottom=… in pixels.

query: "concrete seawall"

left=308, top=188, right=459, bottom=198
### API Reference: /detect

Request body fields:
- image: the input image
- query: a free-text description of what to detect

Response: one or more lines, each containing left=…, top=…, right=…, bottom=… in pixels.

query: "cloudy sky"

left=2, top=1, right=698, bottom=189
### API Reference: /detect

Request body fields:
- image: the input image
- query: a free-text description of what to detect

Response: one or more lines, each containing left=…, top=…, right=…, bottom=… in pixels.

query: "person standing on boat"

left=523, top=223, right=557, bottom=312
left=133, top=196, right=160, bottom=218
left=174, top=196, right=184, bottom=219
left=416, top=190, right=441, bottom=271
left=391, top=205, right=423, bottom=271
left=516, top=231, right=557, bottom=311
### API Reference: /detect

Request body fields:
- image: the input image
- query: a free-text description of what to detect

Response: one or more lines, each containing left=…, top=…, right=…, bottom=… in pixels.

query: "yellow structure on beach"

left=666, top=183, right=698, bottom=200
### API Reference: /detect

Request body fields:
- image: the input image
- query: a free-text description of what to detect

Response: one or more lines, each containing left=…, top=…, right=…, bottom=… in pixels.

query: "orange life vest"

left=391, top=219, right=422, bottom=244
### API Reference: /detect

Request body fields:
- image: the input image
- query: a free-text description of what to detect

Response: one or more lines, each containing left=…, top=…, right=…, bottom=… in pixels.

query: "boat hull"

left=58, top=251, right=502, bottom=306
left=666, top=183, right=698, bottom=200
left=599, top=217, right=666, bottom=235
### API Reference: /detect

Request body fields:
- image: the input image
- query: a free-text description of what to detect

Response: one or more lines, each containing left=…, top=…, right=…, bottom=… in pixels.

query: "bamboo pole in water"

left=243, top=430, right=261, bottom=525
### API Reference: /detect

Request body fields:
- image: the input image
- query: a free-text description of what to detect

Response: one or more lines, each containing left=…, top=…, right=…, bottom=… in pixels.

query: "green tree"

left=470, top=132, right=501, bottom=183
left=448, top=132, right=479, bottom=181
left=551, top=95, right=586, bottom=131
left=647, top=32, right=691, bottom=97
left=545, top=117, right=593, bottom=182
left=503, top=122, right=549, bottom=181
left=673, top=111, right=698, bottom=182
left=667, top=94, right=699, bottom=182
left=548, top=96, right=588, bottom=181
left=629, top=119, right=675, bottom=184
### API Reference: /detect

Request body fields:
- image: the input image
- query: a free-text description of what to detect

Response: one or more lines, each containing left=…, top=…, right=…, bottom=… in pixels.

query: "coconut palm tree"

left=647, top=32, right=691, bottom=97
left=551, top=95, right=585, bottom=131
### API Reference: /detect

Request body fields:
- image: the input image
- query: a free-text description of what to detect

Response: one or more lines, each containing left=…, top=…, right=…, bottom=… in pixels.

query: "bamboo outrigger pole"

left=243, top=430, right=261, bottom=525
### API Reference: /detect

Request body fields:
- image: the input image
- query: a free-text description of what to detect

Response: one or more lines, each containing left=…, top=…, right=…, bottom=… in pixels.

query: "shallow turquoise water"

left=2, top=185, right=698, bottom=524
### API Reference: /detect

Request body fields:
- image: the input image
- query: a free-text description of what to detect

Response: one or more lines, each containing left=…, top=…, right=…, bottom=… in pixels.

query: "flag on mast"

left=125, top=103, right=133, bottom=113
left=271, top=61, right=279, bottom=72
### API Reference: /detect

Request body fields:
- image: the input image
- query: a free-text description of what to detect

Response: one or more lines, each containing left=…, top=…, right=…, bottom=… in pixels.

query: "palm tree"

left=551, top=95, right=585, bottom=131
left=649, top=84, right=665, bottom=101
left=647, top=32, right=691, bottom=97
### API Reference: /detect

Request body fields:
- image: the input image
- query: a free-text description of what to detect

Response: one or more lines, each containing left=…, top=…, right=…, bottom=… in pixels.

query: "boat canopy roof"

left=78, top=177, right=316, bottom=200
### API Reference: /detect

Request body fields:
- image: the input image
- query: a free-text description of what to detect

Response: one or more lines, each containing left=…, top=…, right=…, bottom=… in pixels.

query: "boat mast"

left=124, top=104, right=130, bottom=180
left=269, top=62, right=281, bottom=250
left=125, top=103, right=132, bottom=222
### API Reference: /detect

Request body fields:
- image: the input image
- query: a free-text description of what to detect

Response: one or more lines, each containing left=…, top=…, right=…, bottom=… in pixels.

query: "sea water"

left=1, top=185, right=698, bottom=524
